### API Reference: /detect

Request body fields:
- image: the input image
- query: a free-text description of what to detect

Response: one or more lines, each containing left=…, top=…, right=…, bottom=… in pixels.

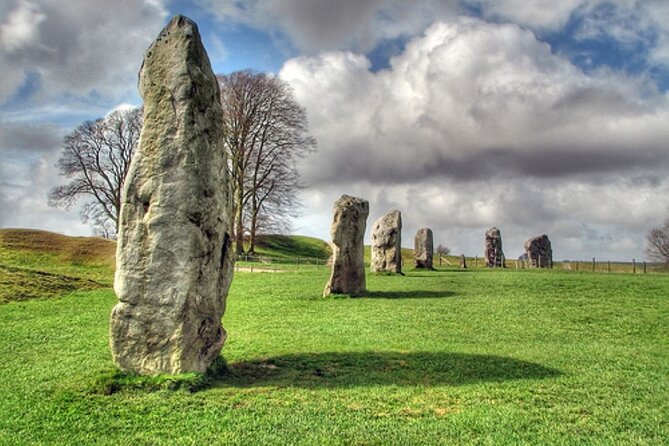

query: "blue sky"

left=1, top=0, right=669, bottom=260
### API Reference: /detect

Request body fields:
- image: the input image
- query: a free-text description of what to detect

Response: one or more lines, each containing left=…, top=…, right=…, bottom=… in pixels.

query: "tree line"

left=49, top=70, right=315, bottom=254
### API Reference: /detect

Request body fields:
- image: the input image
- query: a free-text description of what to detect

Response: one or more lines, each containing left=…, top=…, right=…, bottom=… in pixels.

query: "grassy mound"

left=250, top=234, right=331, bottom=259
left=0, top=228, right=115, bottom=267
left=0, top=229, right=115, bottom=302
left=0, top=265, right=104, bottom=304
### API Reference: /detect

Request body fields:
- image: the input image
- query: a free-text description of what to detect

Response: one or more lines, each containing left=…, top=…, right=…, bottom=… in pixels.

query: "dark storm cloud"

left=296, top=143, right=667, bottom=187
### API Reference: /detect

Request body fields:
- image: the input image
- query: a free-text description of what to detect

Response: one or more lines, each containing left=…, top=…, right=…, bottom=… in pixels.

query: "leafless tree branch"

left=48, top=108, right=142, bottom=238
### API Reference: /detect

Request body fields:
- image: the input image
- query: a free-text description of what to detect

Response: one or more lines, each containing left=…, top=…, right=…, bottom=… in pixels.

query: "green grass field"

left=1, top=230, right=668, bottom=445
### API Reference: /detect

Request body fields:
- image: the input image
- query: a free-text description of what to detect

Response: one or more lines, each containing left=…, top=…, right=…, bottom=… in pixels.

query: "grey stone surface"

left=110, top=15, right=234, bottom=375
left=323, top=195, right=369, bottom=296
left=524, top=234, right=553, bottom=268
left=370, top=210, right=402, bottom=274
left=414, top=228, right=434, bottom=269
left=485, top=227, right=505, bottom=267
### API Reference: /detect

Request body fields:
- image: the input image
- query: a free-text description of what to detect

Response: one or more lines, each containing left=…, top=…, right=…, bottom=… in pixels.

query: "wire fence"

left=450, top=255, right=667, bottom=274
left=234, top=254, right=327, bottom=272
left=234, top=253, right=667, bottom=275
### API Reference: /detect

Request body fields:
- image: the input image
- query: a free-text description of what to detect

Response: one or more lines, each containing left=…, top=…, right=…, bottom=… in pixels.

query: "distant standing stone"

left=459, top=254, right=467, bottom=269
left=414, top=228, right=434, bottom=269
left=323, top=195, right=369, bottom=297
left=370, top=210, right=402, bottom=274
left=524, top=234, right=553, bottom=268
left=110, top=16, right=234, bottom=375
left=518, top=253, right=529, bottom=269
left=485, top=227, right=505, bottom=267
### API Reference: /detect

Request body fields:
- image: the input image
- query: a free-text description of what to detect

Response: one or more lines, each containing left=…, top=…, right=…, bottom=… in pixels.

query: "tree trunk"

left=248, top=194, right=259, bottom=255
left=234, top=181, right=245, bottom=255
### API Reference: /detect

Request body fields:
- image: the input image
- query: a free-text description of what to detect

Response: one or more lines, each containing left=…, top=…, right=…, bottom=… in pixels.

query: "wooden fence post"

left=607, top=260, right=611, bottom=273
left=633, top=258, right=636, bottom=274
left=592, top=257, right=596, bottom=272
left=643, top=261, right=647, bottom=274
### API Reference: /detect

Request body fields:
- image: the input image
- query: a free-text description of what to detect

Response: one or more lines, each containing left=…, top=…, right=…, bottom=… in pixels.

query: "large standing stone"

left=370, top=210, right=402, bottom=274
left=485, top=227, right=505, bottom=267
left=110, top=16, right=234, bottom=375
left=414, top=228, right=434, bottom=269
left=323, top=195, right=369, bottom=297
left=524, top=234, right=553, bottom=268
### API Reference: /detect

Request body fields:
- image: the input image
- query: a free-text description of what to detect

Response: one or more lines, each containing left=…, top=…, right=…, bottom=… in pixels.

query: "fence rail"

left=234, top=254, right=327, bottom=272
left=234, top=253, right=667, bottom=275
left=461, top=256, right=666, bottom=274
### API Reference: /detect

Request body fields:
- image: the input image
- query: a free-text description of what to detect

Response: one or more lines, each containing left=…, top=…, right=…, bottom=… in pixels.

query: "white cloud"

left=0, top=0, right=46, bottom=52
left=471, top=0, right=588, bottom=31
left=0, top=0, right=168, bottom=103
left=282, top=19, right=668, bottom=184
left=0, top=151, right=91, bottom=235
left=473, top=0, right=669, bottom=71
left=199, top=0, right=669, bottom=76
left=106, top=102, right=139, bottom=116
left=281, top=18, right=669, bottom=260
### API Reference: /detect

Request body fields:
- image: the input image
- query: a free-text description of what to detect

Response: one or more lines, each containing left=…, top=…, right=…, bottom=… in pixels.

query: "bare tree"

left=646, top=219, right=669, bottom=263
left=436, top=244, right=451, bottom=256
left=48, top=108, right=142, bottom=237
left=218, top=70, right=316, bottom=255
left=436, top=244, right=451, bottom=266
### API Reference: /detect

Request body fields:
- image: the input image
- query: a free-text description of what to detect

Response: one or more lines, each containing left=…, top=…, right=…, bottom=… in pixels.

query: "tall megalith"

left=370, top=210, right=402, bottom=274
left=110, top=15, right=234, bottom=375
left=485, top=227, right=504, bottom=267
left=524, top=234, right=553, bottom=268
left=323, top=195, right=369, bottom=297
left=414, top=228, right=434, bottom=269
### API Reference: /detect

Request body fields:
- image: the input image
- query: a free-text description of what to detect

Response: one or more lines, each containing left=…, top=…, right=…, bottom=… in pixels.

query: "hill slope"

left=0, top=229, right=334, bottom=302
left=0, top=229, right=116, bottom=302
left=247, top=234, right=332, bottom=259
left=0, top=228, right=116, bottom=267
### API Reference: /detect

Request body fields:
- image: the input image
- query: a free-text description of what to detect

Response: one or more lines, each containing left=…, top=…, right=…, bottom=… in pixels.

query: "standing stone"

left=370, top=210, right=402, bottom=274
left=323, top=195, right=369, bottom=297
left=414, top=228, right=434, bottom=269
left=110, top=16, right=234, bottom=375
left=485, top=227, right=505, bottom=268
left=518, top=253, right=529, bottom=269
left=524, top=234, right=553, bottom=268
left=459, top=254, right=467, bottom=269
